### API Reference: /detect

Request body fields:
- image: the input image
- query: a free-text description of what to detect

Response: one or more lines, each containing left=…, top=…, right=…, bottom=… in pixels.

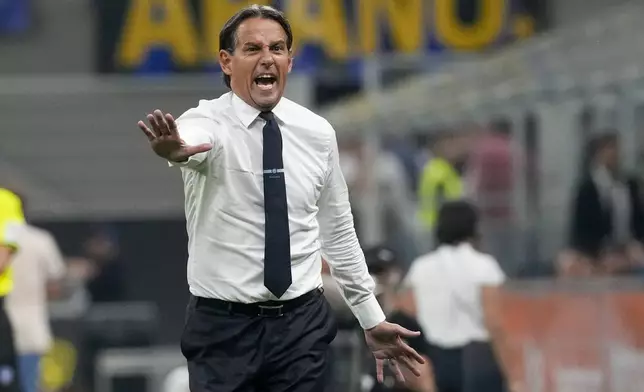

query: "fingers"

left=388, top=359, right=406, bottom=383
left=146, top=113, right=161, bottom=137
left=399, top=355, right=422, bottom=377
left=375, top=358, right=385, bottom=383
left=395, top=325, right=421, bottom=338
left=165, top=113, right=179, bottom=136
left=139, top=110, right=178, bottom=141
left=182, top=143, right=213, bottom=157
left=137, top=121, right=155, bottom=141
left=396, top=337, right=425, bottom=364
left=154, top=110, right=171, bottom=136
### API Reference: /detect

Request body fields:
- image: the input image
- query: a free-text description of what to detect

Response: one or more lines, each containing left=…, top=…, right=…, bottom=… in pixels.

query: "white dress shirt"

left=169, top=92, right=385, bottom=329
left=6, top=224, right=66, bottom=354
left=404, top=243, right=505, bottom=348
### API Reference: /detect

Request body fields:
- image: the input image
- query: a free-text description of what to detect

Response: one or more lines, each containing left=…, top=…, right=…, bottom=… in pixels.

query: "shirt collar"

left=230, top=92, right=287, bottom=129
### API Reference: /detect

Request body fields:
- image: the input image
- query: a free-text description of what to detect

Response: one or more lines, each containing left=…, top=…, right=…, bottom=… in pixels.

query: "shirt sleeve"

left=478, top=255, right=506, bottom=286
left=317, top=130, right=386, bottom=330
left=0, top=190, right=25, bottom=251
left=167, top=105, right=218, bottom=170
left=41, top=231, right=67, bottom=280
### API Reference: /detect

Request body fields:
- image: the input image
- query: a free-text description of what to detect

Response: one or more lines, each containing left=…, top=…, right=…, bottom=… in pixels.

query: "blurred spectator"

left=339, top=136, right=365, bottom=237
left=565, top=131, right=644, bottom=276
left=416, top=131, right=468, bottom=252
left=5, top=192, right=66, bottom=392
left=68, top=224, right=126, bottom=303
left=339, top=137, right=416, bottom=264
left=465, top=119, right=514, bottom=221
left=402, top=201, right=516, bottom=392
left=383, top=134, right=422, bottom=195
left=361, top=245, right=435, bottom=392
left=465, top=119, right=521, bottom=272
left=163, top=366, right=189, bottom=392
left=0, top=188, right=25, bottom=392
left=412, top=133, right=434, bottom=180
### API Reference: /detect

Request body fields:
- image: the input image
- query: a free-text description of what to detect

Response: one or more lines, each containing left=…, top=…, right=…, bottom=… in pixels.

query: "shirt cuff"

left=167, top=159, right=190, bottom=168
left=351, top=295, right=386, bottom=330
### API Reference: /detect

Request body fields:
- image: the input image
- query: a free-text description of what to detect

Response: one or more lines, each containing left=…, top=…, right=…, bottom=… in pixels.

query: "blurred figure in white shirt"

left=402, top=201, right=520, bottom=392
left=163, top=366, right=190, bottom=392
left=6, top=194, right=66, bottom=392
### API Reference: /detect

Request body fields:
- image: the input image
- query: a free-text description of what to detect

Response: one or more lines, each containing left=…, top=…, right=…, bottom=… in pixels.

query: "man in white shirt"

left=403, top=201, right=517, bottom=392
left=136, top=5, right=423, bottom=392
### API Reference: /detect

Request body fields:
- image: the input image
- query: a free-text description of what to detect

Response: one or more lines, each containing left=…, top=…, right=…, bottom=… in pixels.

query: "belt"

left=194, top=288, right=323, bottom=317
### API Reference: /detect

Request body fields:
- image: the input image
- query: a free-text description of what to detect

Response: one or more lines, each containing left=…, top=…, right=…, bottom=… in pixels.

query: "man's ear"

left=219, top=50, right=233, bottom=77
left=287, top=50, right=293, bottom=73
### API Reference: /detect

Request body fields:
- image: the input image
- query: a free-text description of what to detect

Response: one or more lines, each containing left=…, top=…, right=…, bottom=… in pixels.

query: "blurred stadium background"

left=2, top=0, right=644, bottom=391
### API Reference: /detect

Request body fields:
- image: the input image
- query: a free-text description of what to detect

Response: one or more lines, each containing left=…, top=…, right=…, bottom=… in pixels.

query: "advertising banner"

left=500, top=283, right=644, bottom=391
left=95, top=0, right=543, bottom=75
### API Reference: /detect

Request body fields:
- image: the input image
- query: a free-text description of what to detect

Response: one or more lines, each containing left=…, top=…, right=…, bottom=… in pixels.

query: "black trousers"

left=428, top=341, right=505, bottom=392
left=0, top=297, right=21, bottom=392
left=181, top=290, right=338, bottom=392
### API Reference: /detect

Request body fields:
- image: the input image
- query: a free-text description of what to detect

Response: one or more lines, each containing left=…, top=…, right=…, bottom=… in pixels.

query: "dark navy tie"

left=260, top=111, right=292, bottom=298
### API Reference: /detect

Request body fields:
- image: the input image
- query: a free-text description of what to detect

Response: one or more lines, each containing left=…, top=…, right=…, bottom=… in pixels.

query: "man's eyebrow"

left=242, top=40, right=286, bottom=48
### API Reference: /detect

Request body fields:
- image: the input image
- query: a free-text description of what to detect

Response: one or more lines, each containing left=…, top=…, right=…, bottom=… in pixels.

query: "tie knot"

left=259, top=111, right=275, bottom=122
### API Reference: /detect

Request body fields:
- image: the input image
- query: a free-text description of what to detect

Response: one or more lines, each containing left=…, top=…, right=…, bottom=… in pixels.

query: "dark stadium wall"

left=36, top=219, right=191, bottom=344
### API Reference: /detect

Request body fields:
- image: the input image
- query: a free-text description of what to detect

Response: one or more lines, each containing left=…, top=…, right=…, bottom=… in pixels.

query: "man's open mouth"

left=254, top=74, right=277, bottom=90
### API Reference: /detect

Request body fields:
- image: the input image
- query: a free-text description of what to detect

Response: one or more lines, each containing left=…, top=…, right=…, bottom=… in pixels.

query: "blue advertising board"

left=0, top=0, right=30, bottom=34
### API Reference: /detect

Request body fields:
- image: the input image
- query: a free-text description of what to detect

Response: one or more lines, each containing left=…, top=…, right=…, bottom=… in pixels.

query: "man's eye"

left=246, top=47, right=259, bottom=52
left=271, top=45, right=285, bottom=52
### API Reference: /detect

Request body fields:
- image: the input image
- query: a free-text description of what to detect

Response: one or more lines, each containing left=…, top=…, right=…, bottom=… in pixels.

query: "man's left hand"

left=364, top=321, right=425, bottom=383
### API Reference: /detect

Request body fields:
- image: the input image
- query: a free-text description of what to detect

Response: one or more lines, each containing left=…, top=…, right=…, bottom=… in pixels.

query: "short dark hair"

left=219, top=5, right=294, bottom=89
left=364, top=245, right=398, bottom=276
left=435, top=200, right=479, bottom=246
left=589, top=130, right=619, bottom=157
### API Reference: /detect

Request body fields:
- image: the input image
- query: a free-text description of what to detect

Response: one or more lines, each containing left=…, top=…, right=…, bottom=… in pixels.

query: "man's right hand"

left=138, top=109, right=212, bottom=162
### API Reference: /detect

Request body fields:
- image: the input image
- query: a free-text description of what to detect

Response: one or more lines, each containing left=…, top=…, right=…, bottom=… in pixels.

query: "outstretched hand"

left=138, top=109, right=212, bottom=162
left=364, top=321, right=425, bottom=384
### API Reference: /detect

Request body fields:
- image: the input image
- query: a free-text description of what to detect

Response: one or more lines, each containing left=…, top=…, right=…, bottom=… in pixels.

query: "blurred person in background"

left=0, top=188, right=26, bottom=392
left=339, top=135, right=417, bottom=265
left=417, top=131, right=468, bottom=253
left=413, top=133, right=434, bottom=182
left=5, top=192, right=66, bottom=392
left=163, top=366, right=190, bottom=392
left=402, top=201, right=520, bottom=392
left=465, top=120, right=514, bottom=222
left=67, top=224, right=126, bottom=390
left=464, top=119, right=518, bottom=273
left=338, top=136, right=365, bottom=237
left=362, top=245, right=435, bottom=392
left=67, top=224, right=125, bottom=303
left=383, top=134, right=422, bottom=196
left=563, top=131, right=644, bottom=277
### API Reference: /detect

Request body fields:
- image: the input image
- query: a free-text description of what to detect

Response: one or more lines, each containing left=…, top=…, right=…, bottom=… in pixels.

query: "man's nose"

left=259, top=48, right=275, bottom=67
